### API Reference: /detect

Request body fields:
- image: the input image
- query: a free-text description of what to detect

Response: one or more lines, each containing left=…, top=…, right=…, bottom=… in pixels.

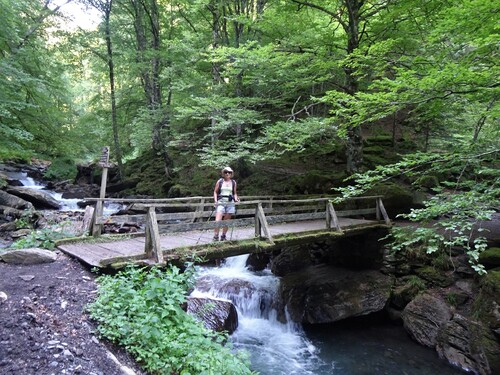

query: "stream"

left=193, top=254, right=467, bottom=375
left=10, top=170, right=122, bottom=214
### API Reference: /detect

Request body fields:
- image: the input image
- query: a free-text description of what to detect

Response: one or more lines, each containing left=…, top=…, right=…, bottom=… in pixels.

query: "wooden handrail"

left=83, top=194, right=383, bottom=204
left=88, top=195, right=391, bottom=261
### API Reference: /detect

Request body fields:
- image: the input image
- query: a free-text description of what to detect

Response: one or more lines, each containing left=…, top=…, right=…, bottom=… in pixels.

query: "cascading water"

left=15, top=171, right=121, bottom=214
left=192, top=254, right=321, bottom=375
left=192, top=255, right=467, bottom=375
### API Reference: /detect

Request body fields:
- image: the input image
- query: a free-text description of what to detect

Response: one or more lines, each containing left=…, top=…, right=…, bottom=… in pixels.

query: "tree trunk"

left=103, top=1, right=123, bottom=179
left=343, top=0, right=363, bottom=174
left=88, top=0, right=123, bottom=179
left=130, top=0, right=173, bottom=179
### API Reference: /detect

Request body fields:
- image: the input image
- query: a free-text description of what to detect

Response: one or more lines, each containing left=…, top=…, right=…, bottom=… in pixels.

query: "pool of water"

left=300, top=316, right=467, bottom=375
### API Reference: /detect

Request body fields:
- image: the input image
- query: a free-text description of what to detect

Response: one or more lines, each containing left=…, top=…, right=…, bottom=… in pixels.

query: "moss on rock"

left=391, top=275, right=427, bottom=309
left=415, top=266, right=454, bottom=287
left=479, top=247, right=500, bottom=270
left=366, top=182, right=414, bottom=217
left=472, top=270, right=500, bottom=330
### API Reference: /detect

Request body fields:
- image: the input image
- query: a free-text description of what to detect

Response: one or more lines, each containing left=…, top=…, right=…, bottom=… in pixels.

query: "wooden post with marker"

left=92, top=146, right=110, bottom=237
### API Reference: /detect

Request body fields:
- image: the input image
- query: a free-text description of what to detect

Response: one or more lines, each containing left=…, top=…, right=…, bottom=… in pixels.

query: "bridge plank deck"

left=58, top=218, right=378, bottom=268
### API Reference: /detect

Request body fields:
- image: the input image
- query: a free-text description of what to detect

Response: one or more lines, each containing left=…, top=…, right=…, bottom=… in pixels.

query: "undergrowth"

left=87, top=265, right=255, bottom=375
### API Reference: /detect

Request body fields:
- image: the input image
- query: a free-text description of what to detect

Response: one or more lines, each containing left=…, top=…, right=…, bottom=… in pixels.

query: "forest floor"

left=0, top=252, right=146, bottom=375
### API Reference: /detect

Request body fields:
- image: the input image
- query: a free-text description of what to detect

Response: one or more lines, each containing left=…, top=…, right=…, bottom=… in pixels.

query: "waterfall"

left=191, top=255, right=320, bottom=375
left=14, top=171, right=121, bottom=214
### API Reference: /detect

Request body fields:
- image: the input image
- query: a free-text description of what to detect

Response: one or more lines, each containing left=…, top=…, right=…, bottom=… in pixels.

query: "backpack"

left=217, top=178, right=235, bottom=200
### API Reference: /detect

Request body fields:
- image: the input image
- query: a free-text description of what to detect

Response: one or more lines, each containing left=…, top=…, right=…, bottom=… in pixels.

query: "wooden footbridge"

left=56, top=195, right=391, bottom=269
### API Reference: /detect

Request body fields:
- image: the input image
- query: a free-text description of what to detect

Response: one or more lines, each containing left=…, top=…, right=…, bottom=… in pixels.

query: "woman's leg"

left=221, top=213, right=232, bottom=238
left=214, top=210, right=224, bottom=239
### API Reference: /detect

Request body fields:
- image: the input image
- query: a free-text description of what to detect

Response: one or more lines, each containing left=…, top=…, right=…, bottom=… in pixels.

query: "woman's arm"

left=233, top=181, right=239, bottom=202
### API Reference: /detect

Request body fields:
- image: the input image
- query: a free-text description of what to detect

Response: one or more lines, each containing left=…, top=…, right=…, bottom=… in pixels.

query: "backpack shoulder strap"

left=231, top=179, right=235, bottom=195
left=217, top=178, right=223, bottom=194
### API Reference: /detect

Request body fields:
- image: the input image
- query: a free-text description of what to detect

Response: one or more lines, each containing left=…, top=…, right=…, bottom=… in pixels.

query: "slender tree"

left=86, top=0, right=124, bottom=178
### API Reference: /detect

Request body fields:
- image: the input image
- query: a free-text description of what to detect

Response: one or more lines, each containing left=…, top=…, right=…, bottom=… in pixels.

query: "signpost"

left=92, top=147, right=110, bottom=237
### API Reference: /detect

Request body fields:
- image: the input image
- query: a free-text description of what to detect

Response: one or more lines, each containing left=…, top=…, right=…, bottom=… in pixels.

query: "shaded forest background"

left=1, top=0, right=498, bottom=201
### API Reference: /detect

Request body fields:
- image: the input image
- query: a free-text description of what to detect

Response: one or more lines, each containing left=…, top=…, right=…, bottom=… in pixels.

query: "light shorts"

left=216, top=202, right=236, bottom=215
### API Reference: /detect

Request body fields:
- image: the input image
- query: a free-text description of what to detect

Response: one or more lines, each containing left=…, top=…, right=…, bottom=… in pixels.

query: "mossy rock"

left=415, top=266, right=454, bottom=287
left=364, top=135, right=393, bottom=147
left=288, top=170, right=345, bottom=195
left=479, top=247, right=500, bottom=270
left=366, top=182, right=413, bottom=217
left=391, top=276, right=427, bottom=309
left=363, top=154, right=391, bottom=168
left=416, top=175, right=439, bottom=189
left=471, top=270, right=500, bottom=374
left=472, top=270, right=500, bottom=330
left=363, top=145, right=387, bottom=154
left=395, top=139, right=418, bottom=153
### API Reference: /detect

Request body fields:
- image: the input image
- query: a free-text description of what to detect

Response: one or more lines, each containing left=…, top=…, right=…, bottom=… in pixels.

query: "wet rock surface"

left=187, top=296, right=238, bottom=334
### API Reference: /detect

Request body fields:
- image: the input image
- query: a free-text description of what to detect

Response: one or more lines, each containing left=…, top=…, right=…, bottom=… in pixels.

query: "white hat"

left=222, top=166, right=233, bottom=173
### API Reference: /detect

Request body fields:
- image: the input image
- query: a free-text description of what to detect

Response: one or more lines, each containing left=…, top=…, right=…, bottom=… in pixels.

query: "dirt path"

left=0, top=252, right=145, bottom=375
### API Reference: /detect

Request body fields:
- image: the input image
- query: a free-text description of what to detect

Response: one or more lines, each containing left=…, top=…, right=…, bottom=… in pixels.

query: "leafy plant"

left=14, top=217, right=32, bottom=230
left=446, top=293, right=458, bottom=307
left=337, top=149, right=499, bottom=275
left=9, top=227, right=70, bottom=250
left=406, top=275, right=427, bottom=294
left=87, top=266, right=255, bottom=375
left=43, top=157, right=77, bottom=181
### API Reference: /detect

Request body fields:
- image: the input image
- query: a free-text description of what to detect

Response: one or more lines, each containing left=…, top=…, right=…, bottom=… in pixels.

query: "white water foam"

left=192, top=255, right=321, bottom=375
left=15, top=172, right=122, bottom=214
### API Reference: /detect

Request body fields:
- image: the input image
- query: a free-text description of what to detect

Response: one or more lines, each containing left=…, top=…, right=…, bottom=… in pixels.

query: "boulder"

left=415, top=266, right=454, bottom=288
left=479, top=247, right=500, bottom=270
left=401, top=292, right=452, bottom=347
left=472, top=270, right=500, bottom=332
left=278, top=265, right=393, bottom=324
left=0, top=190, right=34, bottom=210
left=187, top=297, right=238, bottom=334
left=75, top=162, right=96, bottom=185
left=390, top=276, right=427, bottom=309
left=6, top=187, right=60, bottom=209
left=0, top=248, right=58, bottom=264
left=246, top=252, right=270, bottom=271
left=271, top=245, right=313, bottom=276
left=196, top=275, right=258, bottom=298
left=11, top=228, right=32, bottom=238
left=0, top=222, right=17, bottom=232
left=0, top=205, right=28, bottom=219
left=436, top=314, right=498, bottom=375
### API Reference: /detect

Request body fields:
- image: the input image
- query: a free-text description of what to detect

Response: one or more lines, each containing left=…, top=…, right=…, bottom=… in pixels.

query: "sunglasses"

left=224, top=171, right=232, bottom=174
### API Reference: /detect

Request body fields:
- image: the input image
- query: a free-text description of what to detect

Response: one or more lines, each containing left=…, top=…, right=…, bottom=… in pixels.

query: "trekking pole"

left=195, top=205, right=216, bottom=245
left=229, top=200, right=238, bottom=241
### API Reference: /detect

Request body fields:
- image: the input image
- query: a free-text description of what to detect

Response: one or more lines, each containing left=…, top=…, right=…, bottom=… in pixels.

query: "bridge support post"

left=326, top=202, right=342, bottom=231
left=376, top=198, right=391, bottom=225
left=255, top=203, right=274, bottom=243
left=145, top=207, right=164, bottom=264
left=192, top=197, right=205, bottom=222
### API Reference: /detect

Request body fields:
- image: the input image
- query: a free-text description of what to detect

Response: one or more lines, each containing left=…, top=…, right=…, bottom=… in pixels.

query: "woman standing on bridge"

left=213, top=166, right=239, bottom=241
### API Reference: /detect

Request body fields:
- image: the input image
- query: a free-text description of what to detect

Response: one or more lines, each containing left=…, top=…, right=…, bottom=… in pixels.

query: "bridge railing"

left=84, top=195, right=390, bottom=264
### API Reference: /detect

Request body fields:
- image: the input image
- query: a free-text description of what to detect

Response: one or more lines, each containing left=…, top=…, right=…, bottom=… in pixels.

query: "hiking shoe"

left=220, top=234, right=226, bottom=241
left=213, top=235, right=219, bottom=241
